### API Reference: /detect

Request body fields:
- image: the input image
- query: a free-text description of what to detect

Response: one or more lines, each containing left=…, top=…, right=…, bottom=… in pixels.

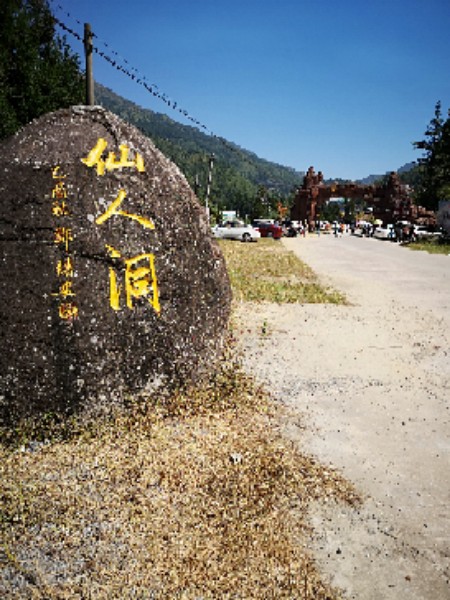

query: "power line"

left=51, top=4, right=255, bottom=166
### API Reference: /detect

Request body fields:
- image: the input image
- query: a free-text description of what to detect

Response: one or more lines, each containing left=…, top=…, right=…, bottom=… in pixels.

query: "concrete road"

left=236, top=234, right=450, bottom=599
left=289, top=233, right=450, bottom=317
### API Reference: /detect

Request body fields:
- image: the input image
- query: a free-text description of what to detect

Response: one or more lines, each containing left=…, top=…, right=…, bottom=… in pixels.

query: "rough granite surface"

left=0, top=106, right=231, bottom=426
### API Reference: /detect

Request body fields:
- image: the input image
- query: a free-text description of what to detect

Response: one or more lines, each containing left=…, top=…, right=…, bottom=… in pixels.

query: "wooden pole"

left=84, top=23, right=95, bottom=106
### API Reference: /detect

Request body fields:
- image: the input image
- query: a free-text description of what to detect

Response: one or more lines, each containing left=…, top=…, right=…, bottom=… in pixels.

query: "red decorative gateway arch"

left=291, top=166, right=435, bottom=228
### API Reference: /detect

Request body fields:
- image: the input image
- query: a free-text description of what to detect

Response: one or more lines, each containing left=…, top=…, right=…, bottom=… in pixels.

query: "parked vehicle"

left=355, top=220, right=373, bottom=236
left=413, top=225, right=443, bottom=241
left=373, top=224, right=396, bottom=240
left=253, top=218, right=275, bottom=226
left=211, top=222, right=261, bottom=242
left=254, top=222, right=283, bottom=239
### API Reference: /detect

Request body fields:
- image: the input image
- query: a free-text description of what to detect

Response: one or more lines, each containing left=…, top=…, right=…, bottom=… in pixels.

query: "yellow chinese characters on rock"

left=51, top=166, right=78, bottom=320
left=81, top=138, right=145, bottom=176
left=106, top=245, right=160, bottom=314
left=56, top=257, right=74, bottom=278
left=95, top=189, right=155, bottom=230
left=53, top=226, right=73, bottom=252
left=81, top=138, right=160, bottom=315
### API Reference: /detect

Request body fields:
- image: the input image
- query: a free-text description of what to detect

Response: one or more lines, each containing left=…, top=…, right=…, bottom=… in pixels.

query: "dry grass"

left=218, top=238, right=346, bottom=304
left=1, top=359, right=360, bottom=599
left=0, top=238, right=359, bottom=599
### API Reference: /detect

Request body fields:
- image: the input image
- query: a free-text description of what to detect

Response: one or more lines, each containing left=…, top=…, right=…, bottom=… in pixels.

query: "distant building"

left=221, top=210, right=237, bottom=222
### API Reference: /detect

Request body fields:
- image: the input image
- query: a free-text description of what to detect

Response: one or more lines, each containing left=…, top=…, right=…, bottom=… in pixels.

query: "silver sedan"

left=211, top=222, right=261, bottom=242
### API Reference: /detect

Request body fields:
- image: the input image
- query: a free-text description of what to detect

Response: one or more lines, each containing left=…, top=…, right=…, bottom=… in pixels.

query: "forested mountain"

left=356, top=162, right=416, bottom=186
left=95, top=83, right=303, bottom=220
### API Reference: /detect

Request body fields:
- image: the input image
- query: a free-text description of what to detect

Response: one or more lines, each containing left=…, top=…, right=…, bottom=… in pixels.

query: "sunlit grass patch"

left=218, top=238, right=346, bottom=304
left=407, top=239, right=450, bottom=254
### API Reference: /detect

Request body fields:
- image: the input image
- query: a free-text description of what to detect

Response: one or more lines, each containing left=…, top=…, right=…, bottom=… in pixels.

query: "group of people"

left=283, top=220, right=419, bottom=243
left=394, top=223, right=416, bottom=243
left=283, top=220, right=307, bottom=237
left=314, top=221, right=350, bottom=236
left=332, top=222, right=347, bottom=237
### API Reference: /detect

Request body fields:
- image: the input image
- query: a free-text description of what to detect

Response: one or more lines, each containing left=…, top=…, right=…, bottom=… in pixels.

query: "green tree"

left=413, top=101, right=450, bottom=210
left=0, top=0, right=84, bottom=140
left=320, top=201, right=341, bottom=223
left=343, top=197, right=356, bottom=222
left=398, top=164, right=422, bottom=187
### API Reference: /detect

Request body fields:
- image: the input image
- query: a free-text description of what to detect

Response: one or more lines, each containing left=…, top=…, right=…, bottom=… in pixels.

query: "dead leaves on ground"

left=1, top=365, right=359, bottom=599
left=1, top=239, right=356, bottom=598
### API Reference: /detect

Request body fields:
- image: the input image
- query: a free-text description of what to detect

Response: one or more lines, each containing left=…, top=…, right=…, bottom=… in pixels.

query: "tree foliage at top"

left=0, top=0, right=84, bottom=140
left=413, top=101, right=450, bottom=210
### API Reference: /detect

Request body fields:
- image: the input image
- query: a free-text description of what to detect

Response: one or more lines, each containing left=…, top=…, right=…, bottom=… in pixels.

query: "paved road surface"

left=291, top=233, right=450, bottom=317
left=236, top=234, right=450, bottom=599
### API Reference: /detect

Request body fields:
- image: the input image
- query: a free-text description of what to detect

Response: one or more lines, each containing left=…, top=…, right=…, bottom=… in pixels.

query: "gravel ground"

left=234, top=234, right=450, bottom=600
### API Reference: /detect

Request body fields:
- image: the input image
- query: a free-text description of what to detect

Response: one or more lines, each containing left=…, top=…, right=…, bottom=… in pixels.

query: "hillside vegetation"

left=95, top=83, right=303, bottom=220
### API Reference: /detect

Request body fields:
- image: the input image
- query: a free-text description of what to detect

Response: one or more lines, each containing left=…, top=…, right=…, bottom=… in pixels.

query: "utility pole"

left=194, top=173, right=201, bottom=197
left=84, top=23, right=95, bottom=106
left=205, top=153, right=215, bottom=220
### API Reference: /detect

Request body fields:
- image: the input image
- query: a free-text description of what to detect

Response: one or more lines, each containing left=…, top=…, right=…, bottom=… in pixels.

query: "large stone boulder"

left=0, top=106, right=231, bottom=428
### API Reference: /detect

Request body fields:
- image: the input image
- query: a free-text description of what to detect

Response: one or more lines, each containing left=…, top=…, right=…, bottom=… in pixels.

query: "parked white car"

left=211, top=222, right=261, bottom=242
left=373, top=224, right=396, bottom=240
left=413, top=225, right=442, bottom=241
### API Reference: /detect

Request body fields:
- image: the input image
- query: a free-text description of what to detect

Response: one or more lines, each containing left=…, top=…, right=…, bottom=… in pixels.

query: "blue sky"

left=50, top=0, right=450, bottom=181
